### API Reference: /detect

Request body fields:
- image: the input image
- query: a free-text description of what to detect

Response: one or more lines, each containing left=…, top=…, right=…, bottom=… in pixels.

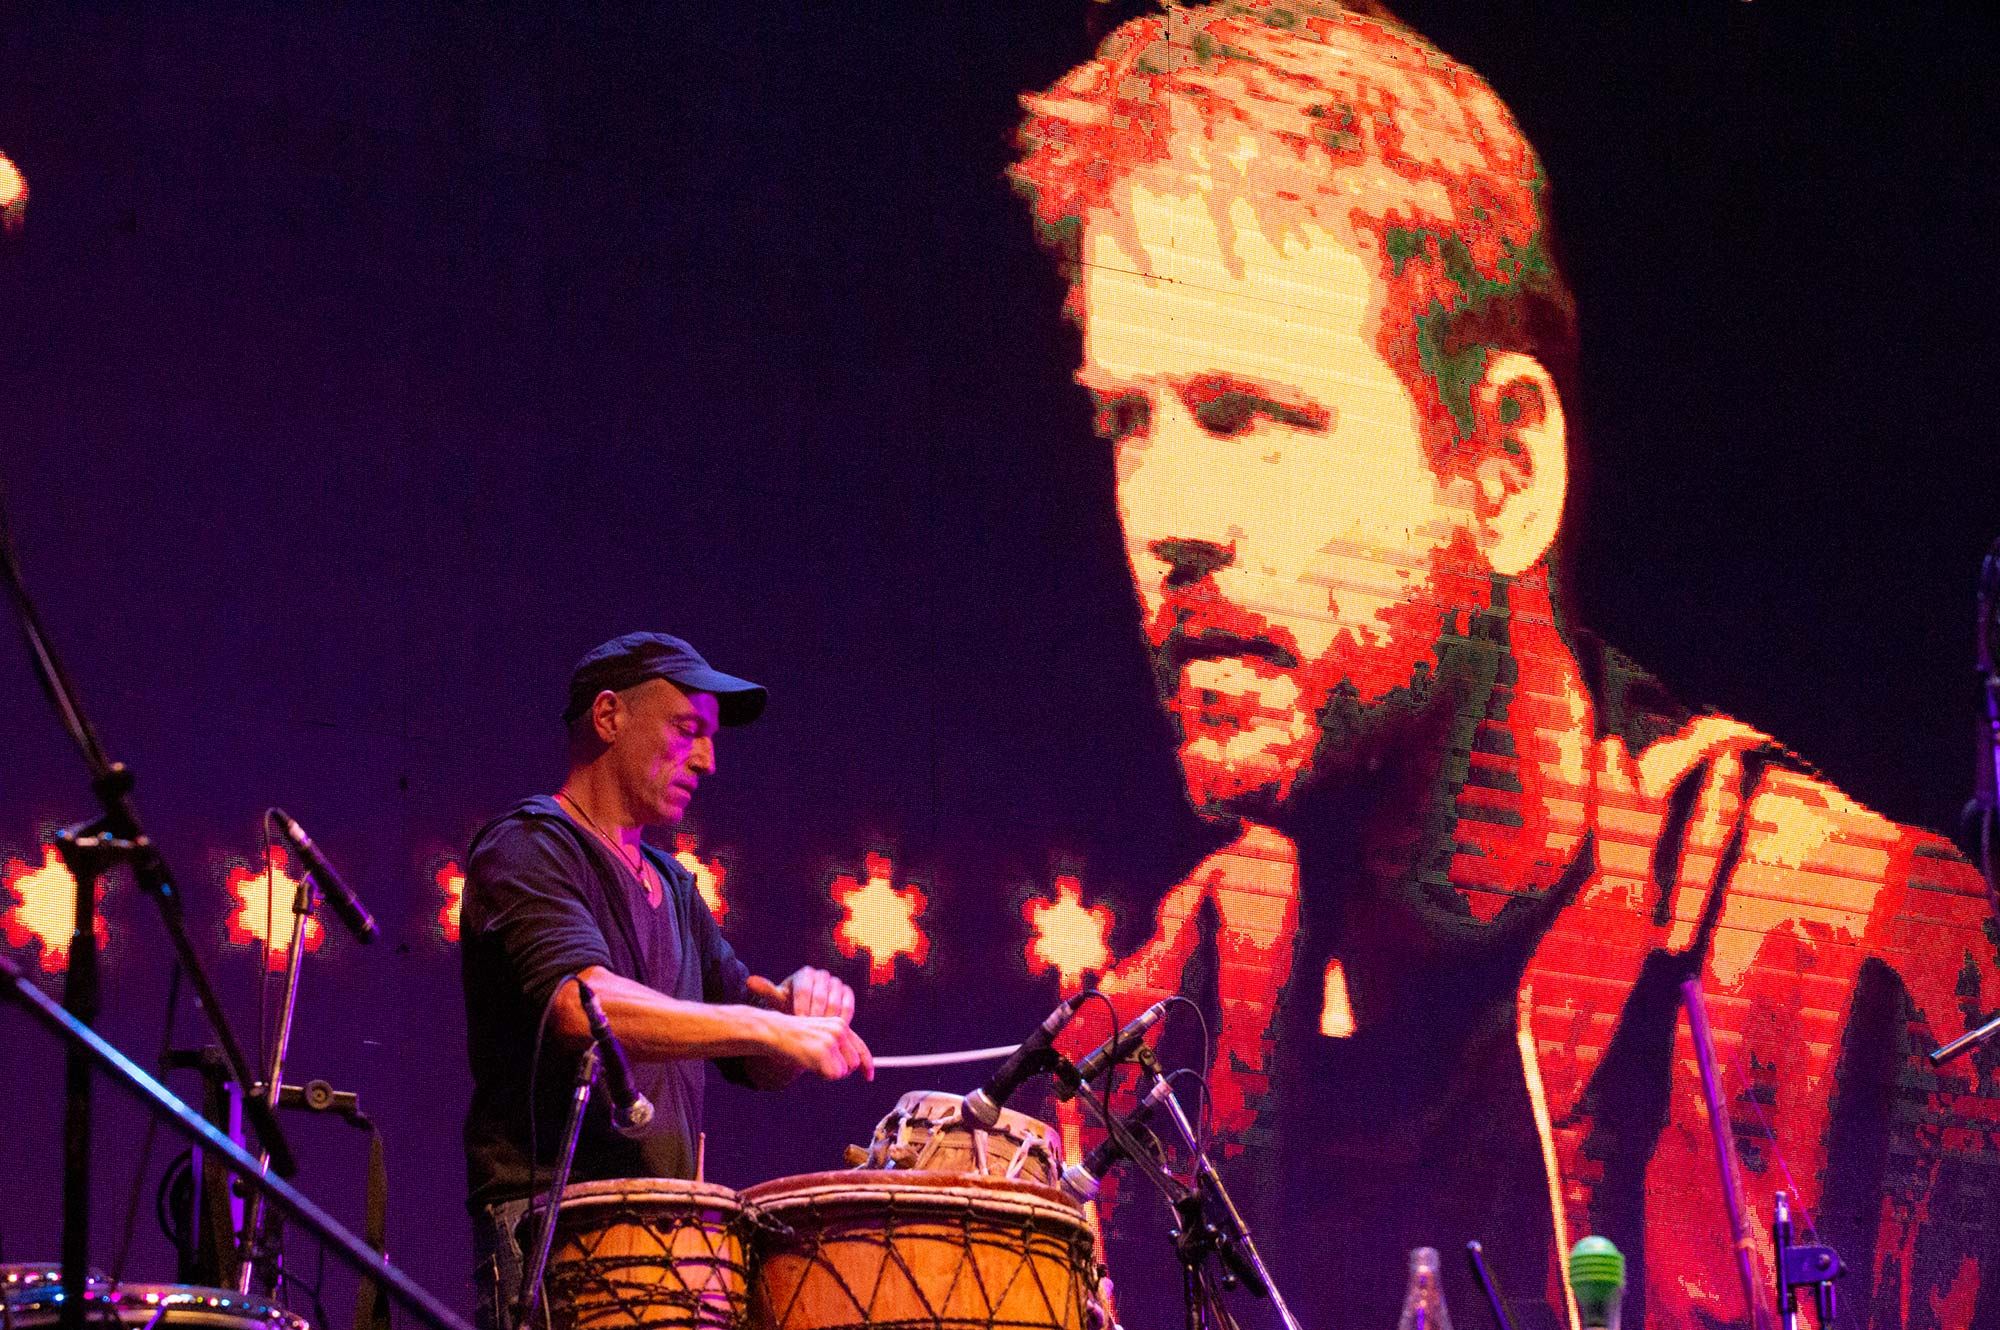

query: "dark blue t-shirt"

left=460, top=796, right=750, bottom=1211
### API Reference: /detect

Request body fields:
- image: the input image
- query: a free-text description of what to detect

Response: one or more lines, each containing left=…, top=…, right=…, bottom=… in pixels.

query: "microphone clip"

left=1773, top=1191, right=1843, bottom=1330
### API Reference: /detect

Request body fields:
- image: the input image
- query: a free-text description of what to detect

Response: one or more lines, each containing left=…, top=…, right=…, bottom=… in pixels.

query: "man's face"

left=610, top=679, right=720, bottom=827
left=1079, top=166, right=1479, bottom=818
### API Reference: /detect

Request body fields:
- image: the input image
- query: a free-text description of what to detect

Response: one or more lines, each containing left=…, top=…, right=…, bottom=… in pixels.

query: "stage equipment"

left=0, top=955, right=472, bottom=1330
left=2, top=1265, right=311, bottom=1330
left=1395, top=1247, right=1452, bottom=1330
left=856, top=1089, right=1064, bottom=1185
left=579, top=979, right=655, bottom=1137
left=267, top=810, right=380, bottom=944
left=1462, top=1242, right=1517, bottom=1330
left=743, top=1172, right=1097, bottom=1330
left=0, top=491, right=295, bottom=1330
left=525, top=1180, right=751, bottom=1330
left=1060, top=1075, right=1173, bottom=1203
left=962, top=990, right=1091, bottom=1127
left=1934, top=536, right=2000, bottom=1066
left=516, top=1033, right=605, bottom=1329
left=1771, top=1191, right=1842, bottom=1330
left=236, top=808, right=381, bottom=1297
left=1566, top=1237, right=1624, bottom=1330
left=1056, top=998, right=1170, bottom=1096
left=1680, top=979, right=1775, bottom=1330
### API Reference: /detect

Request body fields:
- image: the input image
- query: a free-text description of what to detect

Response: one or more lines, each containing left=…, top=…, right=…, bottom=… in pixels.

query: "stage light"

left=829, top=851, right=929, bottom=986
left=1022, top=874, right=1113, bottom=990
left=1, top=844, right=105, bottom=973
left=222, top=846, right=324, bottom=972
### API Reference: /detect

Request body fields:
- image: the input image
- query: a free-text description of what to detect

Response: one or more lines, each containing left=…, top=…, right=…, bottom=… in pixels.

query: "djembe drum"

left=854, top=1090, right=1063, bottom=1185
left=528, top=1179, right=753, bottom=1330
left=742, top=1173, right=1095, bottom=1330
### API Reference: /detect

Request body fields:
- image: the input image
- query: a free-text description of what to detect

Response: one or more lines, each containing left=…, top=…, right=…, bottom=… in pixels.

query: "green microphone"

left=1568, top=1236, right=1626, bottom=1330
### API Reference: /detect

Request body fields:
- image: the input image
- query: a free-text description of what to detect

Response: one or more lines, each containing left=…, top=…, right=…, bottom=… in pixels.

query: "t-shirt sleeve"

left=466, top=819, right=615, bottom=1014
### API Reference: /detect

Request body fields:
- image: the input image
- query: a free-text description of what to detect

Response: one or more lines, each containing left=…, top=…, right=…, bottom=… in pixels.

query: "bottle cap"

left=1569, top=1236, right=1626, bottom=1293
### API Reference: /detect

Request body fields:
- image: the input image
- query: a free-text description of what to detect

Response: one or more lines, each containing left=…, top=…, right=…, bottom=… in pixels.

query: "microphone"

left=268, top=809, right=380, bottom=943
left=1568, top=1236, right=1625, bottom=1330
left=1060, top=998, right=1171, bottom=1095
left=1061, top=1074, right=1174, bottom=1202
left=576, top=978, right=654, bottom=1137
left=962, top=991, right=1090, bottom=1128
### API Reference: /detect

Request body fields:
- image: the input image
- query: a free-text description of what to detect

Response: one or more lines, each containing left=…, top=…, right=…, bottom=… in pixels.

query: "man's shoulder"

left=1630, top=710, right=1982, bottom=936
left=465, top=795, right=593, bottom=885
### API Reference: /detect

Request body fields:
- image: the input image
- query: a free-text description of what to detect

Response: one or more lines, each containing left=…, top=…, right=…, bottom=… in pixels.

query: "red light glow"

left=223, top=847, right=324, bottom=972
left=673, top=832, right=728, bottom=922
left=829, top=851, right=929, bottom=985
left=1022, top=873, right=1114, bottom=990
left=0, top=152, right=25, bottom=233
left=437, top=861, right=466, bottom=943
left=1, top=844, right=106, bottom=973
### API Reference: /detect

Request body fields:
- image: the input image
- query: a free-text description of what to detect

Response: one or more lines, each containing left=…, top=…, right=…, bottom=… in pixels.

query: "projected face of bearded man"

left=1018, top=7, right=1577, bottom=822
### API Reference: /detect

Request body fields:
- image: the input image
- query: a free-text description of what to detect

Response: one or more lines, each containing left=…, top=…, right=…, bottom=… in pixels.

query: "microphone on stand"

left=1058, top=998, right=1171, bottom=1097
left=962, top=990, right=1091, bottom=1128
left=1061, top=1074, right=1176, bottom=1202
left=576, top=979, right=654, bottom=1138
left=268, top=809, right=380, bottom=943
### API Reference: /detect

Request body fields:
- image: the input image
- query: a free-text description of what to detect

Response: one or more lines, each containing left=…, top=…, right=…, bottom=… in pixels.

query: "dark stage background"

left=2, top=3, right=1996, bottom=1326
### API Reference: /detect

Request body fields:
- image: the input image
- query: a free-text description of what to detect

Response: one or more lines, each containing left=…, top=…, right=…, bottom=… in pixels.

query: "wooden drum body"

left=530, top=1179, right=752, bottom=1330
left=742, top=1173, right=1095, bottom=1330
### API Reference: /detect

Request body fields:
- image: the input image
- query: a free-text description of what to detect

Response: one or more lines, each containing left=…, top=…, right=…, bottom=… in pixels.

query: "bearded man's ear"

left=1471, top=351, right=1568, bottom=578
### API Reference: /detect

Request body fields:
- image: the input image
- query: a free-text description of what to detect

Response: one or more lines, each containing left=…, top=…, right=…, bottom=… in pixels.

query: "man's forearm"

left=562, top=966, right=779, bottom=1061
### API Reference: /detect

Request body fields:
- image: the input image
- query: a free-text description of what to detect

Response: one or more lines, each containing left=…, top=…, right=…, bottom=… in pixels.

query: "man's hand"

left=765, top=1011, right=874, bottom=1081
left=776, top=965, right=856, bottom=1022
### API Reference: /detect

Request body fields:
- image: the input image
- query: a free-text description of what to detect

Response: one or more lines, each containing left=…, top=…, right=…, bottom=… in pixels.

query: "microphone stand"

left=236, top=852, right=323, bottom=1295
left=0, top=496, right=294, bottom=1330
left=1071, top=1048, right=1300, bottom=1330
left=514, top=1045, right=601, bottom=1330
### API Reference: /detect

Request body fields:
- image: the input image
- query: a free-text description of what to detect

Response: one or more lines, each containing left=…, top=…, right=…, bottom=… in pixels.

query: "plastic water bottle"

left=1397, top=1247, right=1454, bottom=1330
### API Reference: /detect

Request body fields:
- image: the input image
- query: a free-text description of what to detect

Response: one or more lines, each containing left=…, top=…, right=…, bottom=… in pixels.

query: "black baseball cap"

left=562, top=632, right=767, bottom=727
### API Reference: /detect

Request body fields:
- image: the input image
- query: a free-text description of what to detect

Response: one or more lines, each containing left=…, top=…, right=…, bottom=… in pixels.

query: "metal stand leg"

left=514, top=1047, right=600, bottom=1330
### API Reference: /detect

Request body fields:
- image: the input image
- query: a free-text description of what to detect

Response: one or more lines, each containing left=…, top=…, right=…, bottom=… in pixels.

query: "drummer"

left=460, top=631, right=874, bottom=1330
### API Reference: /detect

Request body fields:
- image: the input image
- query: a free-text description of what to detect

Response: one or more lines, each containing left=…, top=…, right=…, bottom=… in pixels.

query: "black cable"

left=1159, top=995, right=1213, bottom=1156
left=114, top=959, right=184, bottom=1279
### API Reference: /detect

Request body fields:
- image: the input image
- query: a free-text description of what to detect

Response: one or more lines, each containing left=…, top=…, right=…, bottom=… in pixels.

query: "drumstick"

left=744, top=975, right=1017, bottom=1068
left=746, top=974, right=787, bottom=1009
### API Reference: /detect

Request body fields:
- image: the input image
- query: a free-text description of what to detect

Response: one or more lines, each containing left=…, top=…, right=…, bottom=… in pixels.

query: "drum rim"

left=534, top=1176, right=743, bottom=1210
left=741, top=1171, right=1087, bottom=1226
left=2, top=1281, right=310, bottom=1330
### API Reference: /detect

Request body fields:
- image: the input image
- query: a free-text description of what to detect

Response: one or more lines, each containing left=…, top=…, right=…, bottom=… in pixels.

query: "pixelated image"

left=1012, top=6, right=2000, bottom=1328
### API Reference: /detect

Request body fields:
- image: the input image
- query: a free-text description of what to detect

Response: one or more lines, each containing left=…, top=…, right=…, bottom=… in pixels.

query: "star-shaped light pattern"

left=223, top=847, right=324, bottom=972
left=830, top=851, right=929, bottom=985
left=1, top=844, right=106, bottom=973
left=437, top=861, right=466, bottom=943
left=674, top=832, right=728, bottom=922
left=0, top=152, right=26, bottom=234
left=1022, top=873, right=1114, bottom=990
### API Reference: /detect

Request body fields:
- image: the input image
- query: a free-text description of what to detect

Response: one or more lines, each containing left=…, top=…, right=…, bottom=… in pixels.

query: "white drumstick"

left=872, top=1043, right=1020, bottom=1069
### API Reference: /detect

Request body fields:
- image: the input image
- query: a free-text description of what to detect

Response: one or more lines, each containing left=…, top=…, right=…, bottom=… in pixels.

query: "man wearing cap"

left=460, top=631, right=873, bottom=1330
